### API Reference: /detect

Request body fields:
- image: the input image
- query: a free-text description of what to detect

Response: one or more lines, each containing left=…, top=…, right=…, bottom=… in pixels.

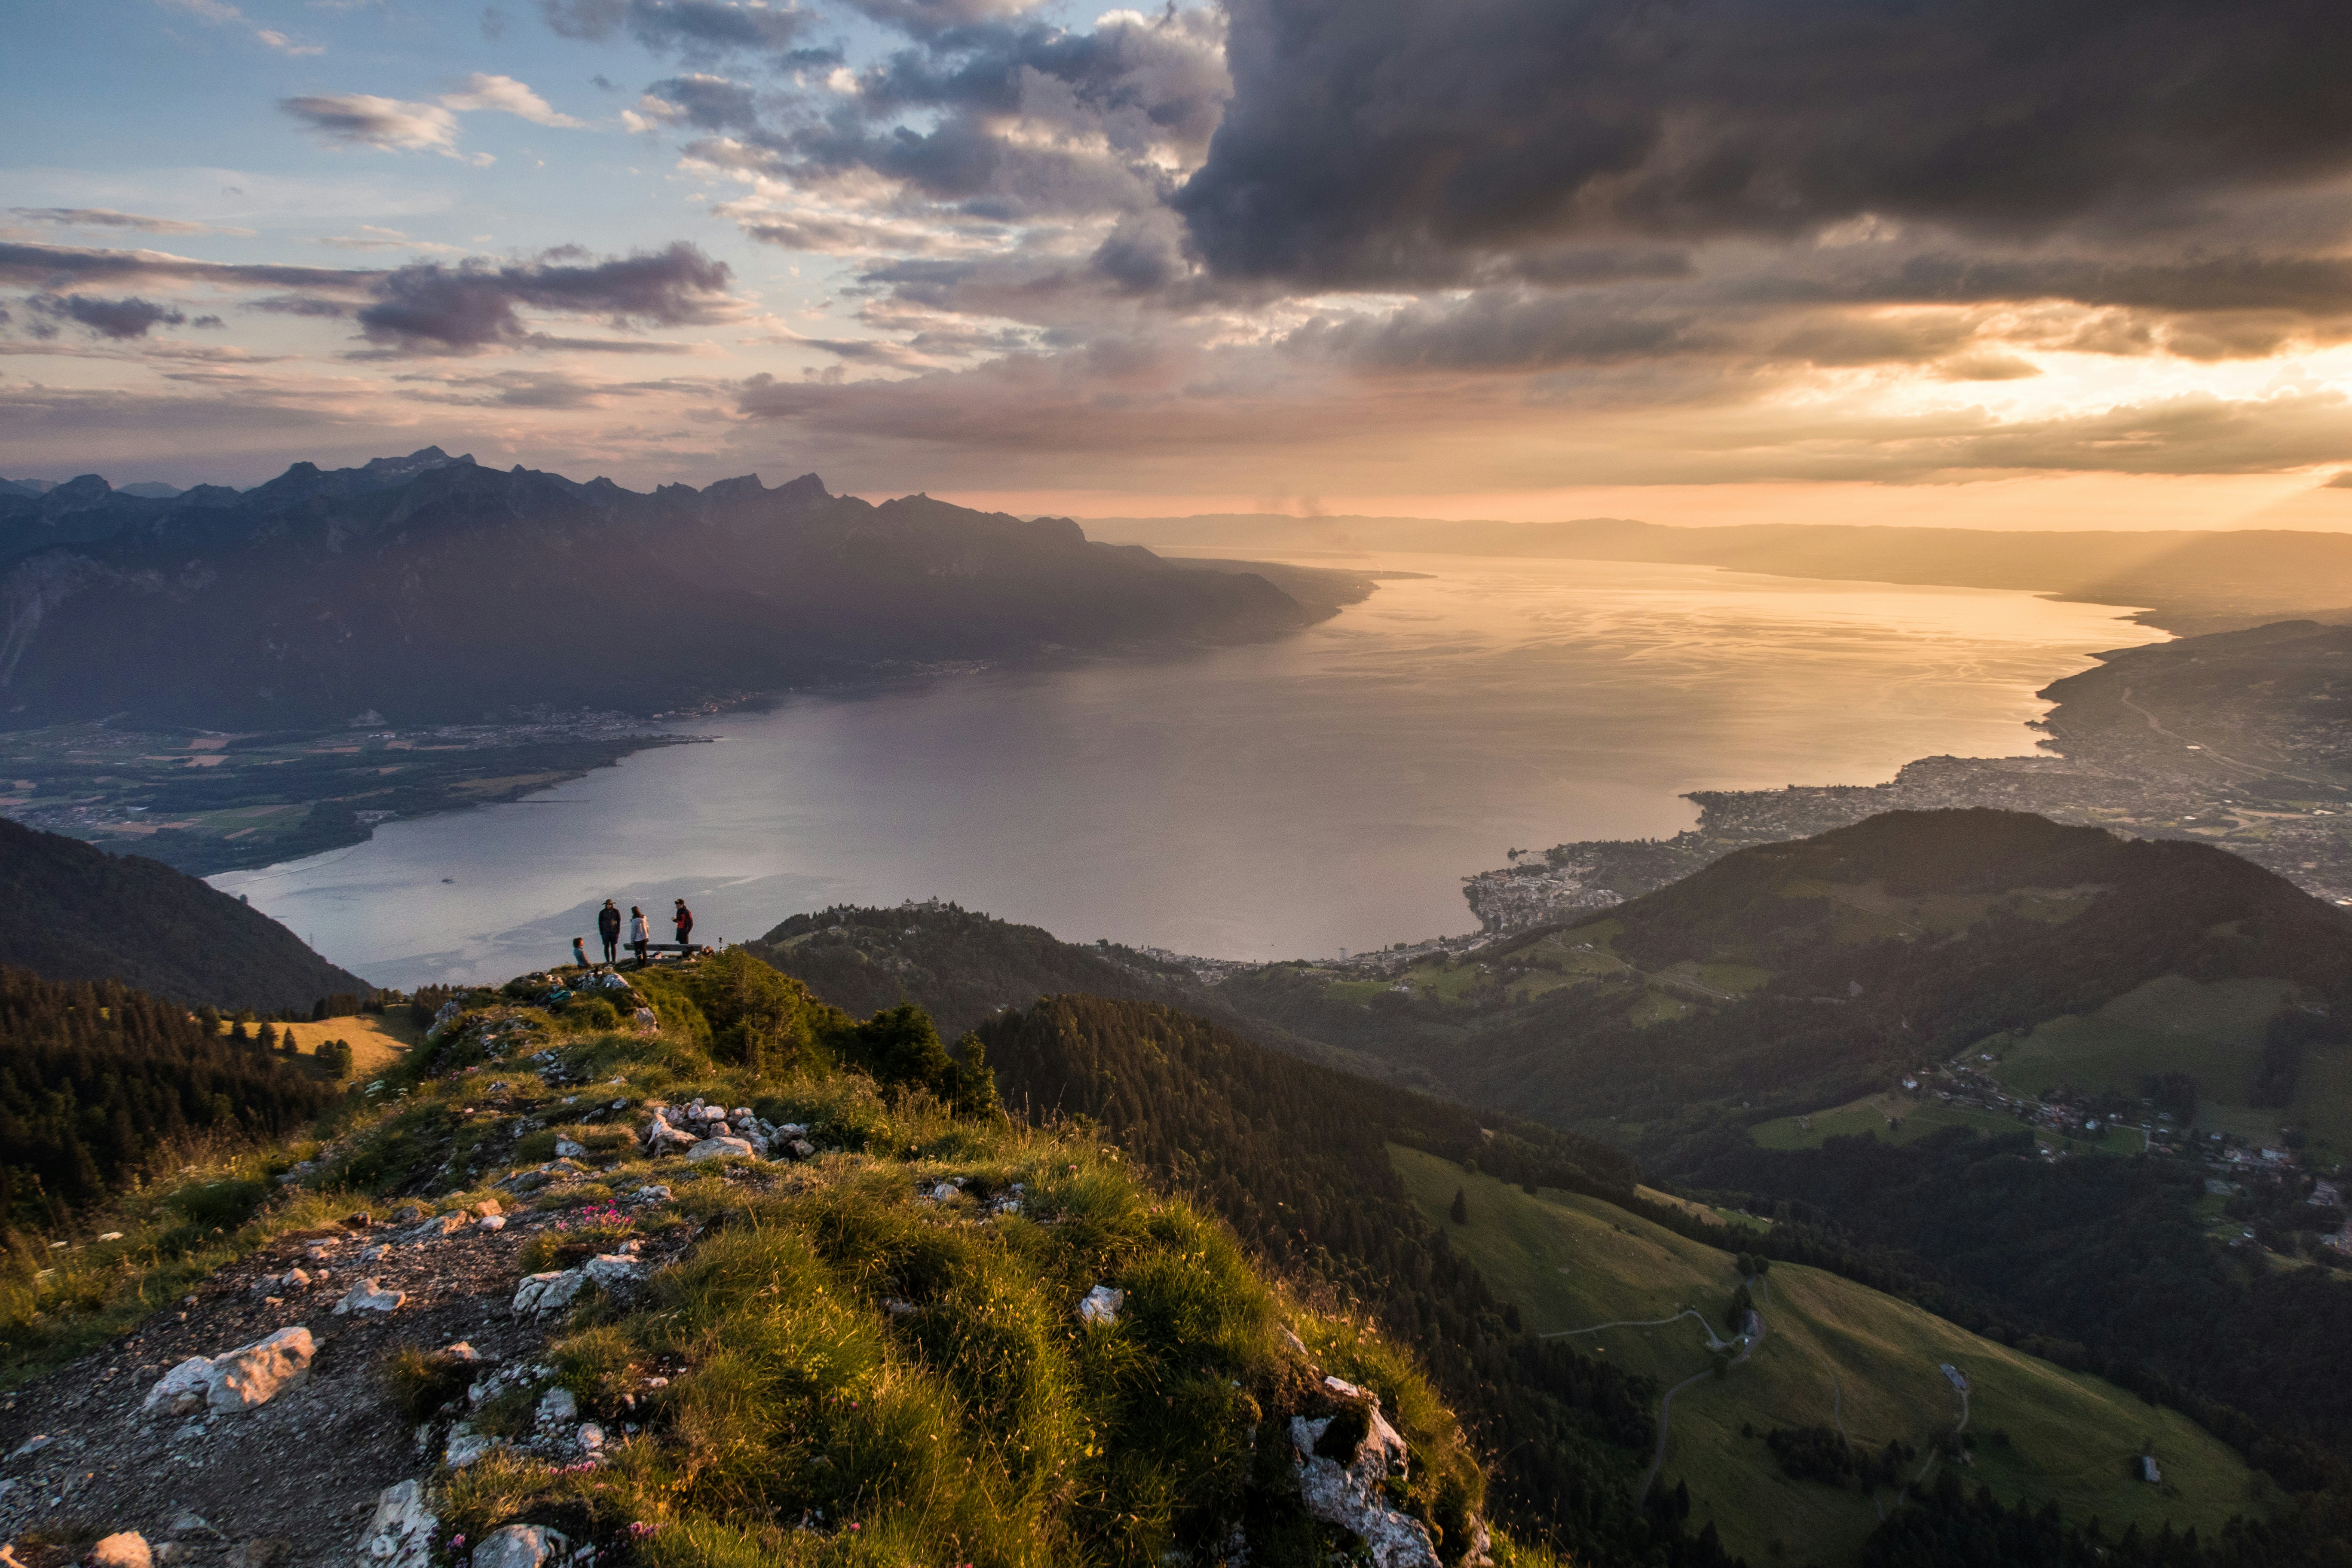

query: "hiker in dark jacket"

left=597, top=900, right=622, bottom=964
left=674, top=898, right=695, bottom=953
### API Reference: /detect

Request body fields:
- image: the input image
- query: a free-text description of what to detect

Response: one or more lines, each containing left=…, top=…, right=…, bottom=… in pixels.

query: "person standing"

left=597, top=899, right=622, bottom=964
left=629, top=905, right=652, bottom=965
left=674, top=897, right=695, bottom=954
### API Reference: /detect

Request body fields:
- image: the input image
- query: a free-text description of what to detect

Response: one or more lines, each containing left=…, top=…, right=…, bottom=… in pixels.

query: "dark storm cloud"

left=1287, top=291, right=1706, bottom=371
left=539, top=0, right=810, bottom=58
left=25, top=294, right=189, bottom=339
left=353, top=243, right=735, bottom=352
left=1771, top=253, right=2352, bottom=317
left=1175, top=0, right=2352, bottom=287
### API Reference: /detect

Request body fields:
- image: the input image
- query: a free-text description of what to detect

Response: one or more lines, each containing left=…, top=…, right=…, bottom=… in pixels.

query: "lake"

left=210, top=554, right=2149, bottom=986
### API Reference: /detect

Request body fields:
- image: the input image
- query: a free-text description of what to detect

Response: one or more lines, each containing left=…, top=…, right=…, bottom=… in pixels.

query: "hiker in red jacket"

left=673, top=897, right=695, bottom=953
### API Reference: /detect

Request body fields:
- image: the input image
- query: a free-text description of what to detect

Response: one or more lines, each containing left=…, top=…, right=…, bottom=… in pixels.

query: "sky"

left=6, top=0, right=2352, bottom=529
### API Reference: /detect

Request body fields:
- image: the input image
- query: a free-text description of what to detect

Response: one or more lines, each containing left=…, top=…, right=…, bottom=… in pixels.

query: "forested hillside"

left=1210, top=810, right=2352, bottom=1136
left=0, top=818, right=368, bottom=1011
left=747, top=902, right=1389, bottom=1075
left=0, top=966, right=337, bottom=1232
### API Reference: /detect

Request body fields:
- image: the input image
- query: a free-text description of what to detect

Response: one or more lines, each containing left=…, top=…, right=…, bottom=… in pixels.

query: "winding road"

left=1636, top=1304, right=1766, bottom=1504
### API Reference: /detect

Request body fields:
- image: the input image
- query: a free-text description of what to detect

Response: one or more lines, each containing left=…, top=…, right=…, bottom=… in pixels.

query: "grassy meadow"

left=1392, top=1146, right=2270, bottom=1565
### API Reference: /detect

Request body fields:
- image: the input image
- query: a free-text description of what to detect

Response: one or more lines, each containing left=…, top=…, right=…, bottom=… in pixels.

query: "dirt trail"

left=1636, top=1300, right=1765, bottom=1504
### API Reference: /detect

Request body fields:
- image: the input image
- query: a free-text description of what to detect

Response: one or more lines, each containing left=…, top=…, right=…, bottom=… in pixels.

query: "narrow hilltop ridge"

left=0, top=950, right=1560, bottom=1568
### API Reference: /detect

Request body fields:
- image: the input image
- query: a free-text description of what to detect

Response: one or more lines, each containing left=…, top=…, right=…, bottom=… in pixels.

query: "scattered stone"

left=441, top=1341, right=483, bottom=1363
left=686, top=1136, right=756, bottom=1163
left=1078, top=1285, right=1124, bottom=1326
left=475, top=1198, right=503, bottom=1217
left=87, top=1533, right=151, bottom=1568
left=478, top=1215, right=508, bottom=1233
left=391, top=1204, right=425, bottom=1225
left=553, top=1140, right=588, bottom=1160
left=145, top=1357, right=217, bottom=1416
left=536, top=1386, right=579, bottom=1425
left=225, top=1540, right=291, bottom=1568
left=1280, top=1326, right=1310, bottom=1359
left=472, top=1525, right=569, bottom=1568
left=630, top=1185, right=672, bottom=1204
left=357, top=1479, right=436, bottom=1568
left=444, top=1424, right=509, bottom=1469
left=167, top=1514, right=219, bottom=1540
left=577, top=1423, right=605, bottom=1452
left=334, top=1280, right=406, bottom=1315
left=284, top=1269, right=311, bottom=1289
left=884, top=1298, right=917, bottom=1318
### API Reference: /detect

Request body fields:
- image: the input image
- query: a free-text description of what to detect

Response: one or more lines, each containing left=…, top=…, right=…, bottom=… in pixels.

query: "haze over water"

left=213, top=556, right=2149, bottom=987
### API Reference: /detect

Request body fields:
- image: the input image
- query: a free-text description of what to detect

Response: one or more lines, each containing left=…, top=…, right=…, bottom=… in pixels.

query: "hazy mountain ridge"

left=0, top=450, right=1318, bottom=727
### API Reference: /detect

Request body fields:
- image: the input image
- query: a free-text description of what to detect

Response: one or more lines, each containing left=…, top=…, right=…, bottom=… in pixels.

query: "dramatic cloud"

left=352, top=242, right=739, bottom=352
left=26, top=294, right=192, bottom=340
left=8, top=208, right=257, bottom=238
left=1175, top=0, right=2352, bottom=286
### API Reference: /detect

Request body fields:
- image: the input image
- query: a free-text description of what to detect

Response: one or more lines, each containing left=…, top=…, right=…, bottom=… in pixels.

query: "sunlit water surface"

left=211, top=555, right=2149, bottom=986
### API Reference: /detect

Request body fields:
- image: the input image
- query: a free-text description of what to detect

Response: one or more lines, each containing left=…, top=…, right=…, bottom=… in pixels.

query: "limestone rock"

left=1289, top=1400, right=1439, bottom=1568
left=144, top=1357, right=218, bottom=1416
left=88, top=1533, right=151, bottom=1568
left=1078, top=1285, right=1124, bottom=1326
left=478, top=1215, right=507, bottom=1232
left=512, top=1270, right=586, bottom=1314
left=208, top=1327, right=316, bottom=1412
left=685, top=1136, right=755, bottom=1162
left=472, top=1526, right=568, bottom=1568
left=583, top=1253, right=640, bottom=1290
left=144, top=1328, right=315, bottom=1416
left=553, top=1140, right=588, bottom=1160
left=355, top=1479, right=435, bottom=1568
left=334, top=1279, right=405, bottom=1315
left=536, top=1387, right=578, bottom=1425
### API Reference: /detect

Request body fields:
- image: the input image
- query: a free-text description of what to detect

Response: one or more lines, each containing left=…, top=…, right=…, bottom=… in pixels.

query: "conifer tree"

left=1450, top=1186, right=1469, bottom=1225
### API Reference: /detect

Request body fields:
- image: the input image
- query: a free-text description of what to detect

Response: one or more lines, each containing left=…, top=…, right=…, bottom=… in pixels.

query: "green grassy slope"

left=1393, top=1146, right=2270, bottom=1566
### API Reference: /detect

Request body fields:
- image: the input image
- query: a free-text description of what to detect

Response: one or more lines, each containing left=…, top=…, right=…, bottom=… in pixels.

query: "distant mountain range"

left=1087, top=511, right=2352, bottom=634
left=0, top=817, right=367, bottom=1011
left=0, top=450, right=1319, bottom=727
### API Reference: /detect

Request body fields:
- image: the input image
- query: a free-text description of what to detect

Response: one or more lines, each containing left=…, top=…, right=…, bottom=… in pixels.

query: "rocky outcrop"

left=1289, top=1380, right=1442, bottom=1568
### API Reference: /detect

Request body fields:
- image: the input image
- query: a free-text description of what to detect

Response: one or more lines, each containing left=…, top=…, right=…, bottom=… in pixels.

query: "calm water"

left=211, top=555, right=2148, bottom=986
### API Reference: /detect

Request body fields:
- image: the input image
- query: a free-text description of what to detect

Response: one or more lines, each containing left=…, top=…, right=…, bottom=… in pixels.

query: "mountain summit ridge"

left=0, top=450, right=1316, bottom=727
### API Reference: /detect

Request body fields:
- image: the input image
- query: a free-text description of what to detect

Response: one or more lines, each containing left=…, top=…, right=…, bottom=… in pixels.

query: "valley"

left=1393, top=1148, right=2268, bottom=1566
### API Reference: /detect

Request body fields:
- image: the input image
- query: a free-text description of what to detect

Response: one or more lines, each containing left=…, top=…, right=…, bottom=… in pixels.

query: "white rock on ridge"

left=477, top=1215, right=507, bottom=1232
left=145, top=1357, right=218, bottom=1416
left=208, top=1327, right=317, bottom=1412
left=685, top=1136, right=756, bottom=1163
left=89, top=1533, right=152, bottom=1568
left=334, top=1280, right=405, bottom=1315
left=143, top=1328, right=315, bottom=1416
left=553, top=1140, right=587, bottom=1159
left=512, top=1270, right=586, bottom=1315
left=356, top=1479, right=435, bottom=1568
left=471, top=1525, right=569, bottom=1568
left=1078, top=1286, right=1124, bottom=1326
left=1289, top=1400, right=1440, bottom=1568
